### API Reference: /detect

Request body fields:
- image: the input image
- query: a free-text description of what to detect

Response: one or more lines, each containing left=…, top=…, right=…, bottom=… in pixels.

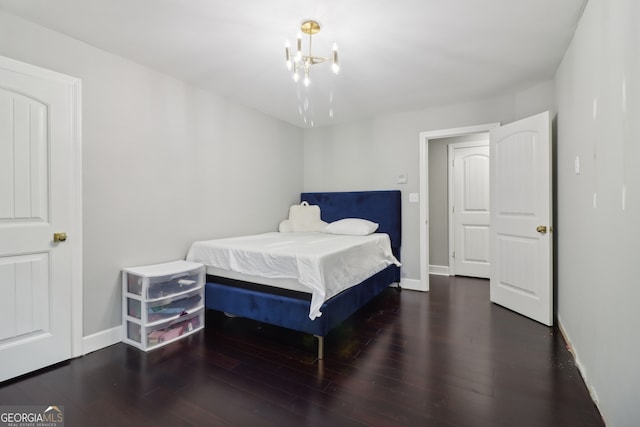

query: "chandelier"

left=285, top=20, right=339, bottom=87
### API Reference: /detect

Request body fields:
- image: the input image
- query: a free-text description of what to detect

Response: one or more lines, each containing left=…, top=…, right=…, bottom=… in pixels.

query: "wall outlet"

left=409, top=193, right=419, bottom=203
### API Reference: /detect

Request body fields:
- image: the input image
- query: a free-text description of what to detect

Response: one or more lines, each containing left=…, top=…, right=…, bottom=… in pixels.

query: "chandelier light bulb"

left=292, top=61, right=300, bottom=82
left=285, top=42, right=292, bottom=70
left=296, top=32, right=302, bottom=61
left=331, top=43, right=340, bottom=74
left=303, top=67, right=310, bottom=87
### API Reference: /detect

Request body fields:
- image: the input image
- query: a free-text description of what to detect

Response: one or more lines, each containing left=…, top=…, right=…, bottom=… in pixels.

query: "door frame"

left=419, top=123, right=498, bottom=291
left=0, top=55, right=83, bottom=358
left=447, top=140, right=490, bottom=277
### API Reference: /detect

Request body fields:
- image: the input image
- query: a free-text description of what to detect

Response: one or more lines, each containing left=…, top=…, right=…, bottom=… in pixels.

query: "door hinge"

left=452, top=251, right=456, bottom=258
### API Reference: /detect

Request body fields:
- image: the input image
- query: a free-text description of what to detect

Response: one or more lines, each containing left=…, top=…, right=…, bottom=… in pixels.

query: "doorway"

left=418, top=123, right=498, bottom=292
left=419, top=113, right=553, bottom=326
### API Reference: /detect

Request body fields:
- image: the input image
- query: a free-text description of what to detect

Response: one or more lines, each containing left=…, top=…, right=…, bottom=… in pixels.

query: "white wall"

left=303, top=85, right=554, bottom=281
left=428, top=137, right=451, bottom=268
left=0, top=11, right=304, bottom=337
left=555, top=1, right=640, bottom=426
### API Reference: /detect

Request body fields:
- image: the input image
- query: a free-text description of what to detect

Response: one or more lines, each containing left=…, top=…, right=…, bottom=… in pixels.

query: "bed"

left=186, top=190, right=401, bottom=359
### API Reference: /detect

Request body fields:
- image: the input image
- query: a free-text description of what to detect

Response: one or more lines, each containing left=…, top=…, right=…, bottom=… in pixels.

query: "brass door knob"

left=536, top=226, right=547, bottom=234
left=53, top=232, right=67, bottom=242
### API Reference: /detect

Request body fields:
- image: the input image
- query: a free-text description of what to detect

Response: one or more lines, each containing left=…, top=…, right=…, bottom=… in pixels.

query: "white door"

left=0, top=56, right=81, bottom=381
left=452, top=144, right=490, bottom=278
left=489, top=111, right=552, bottom=326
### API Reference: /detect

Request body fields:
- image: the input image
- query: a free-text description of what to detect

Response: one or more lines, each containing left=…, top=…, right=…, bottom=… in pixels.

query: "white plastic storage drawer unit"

left=122, top=260, right=205, bottom=351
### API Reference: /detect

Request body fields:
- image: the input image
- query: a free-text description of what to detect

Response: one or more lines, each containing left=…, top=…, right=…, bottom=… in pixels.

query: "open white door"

left=0, top=56, right=81, bottom=381
left=489, top=111, right=553, bottom=326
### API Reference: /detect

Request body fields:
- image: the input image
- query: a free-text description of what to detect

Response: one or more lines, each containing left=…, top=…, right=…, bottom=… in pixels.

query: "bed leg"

left=396, top=282, right=402, bottom=292
left=315, top=335, right=324, bottom=360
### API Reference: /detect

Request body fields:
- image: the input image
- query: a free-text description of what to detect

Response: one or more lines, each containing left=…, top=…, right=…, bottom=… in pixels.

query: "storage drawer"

left=147, top=310, right=203, bottom=348
left=149, top=310, right=203, bottom=349
left=147, top=273, right=201, bottom=300
left=124, top=260, right=204, bottom=299
left=126, top=309, right=203, bottom=349
left=127, top=289, right=203, bottom=322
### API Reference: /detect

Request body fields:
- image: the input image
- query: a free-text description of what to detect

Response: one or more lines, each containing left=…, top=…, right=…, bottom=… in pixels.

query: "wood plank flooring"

left=0, top=275, right=604, bottom=427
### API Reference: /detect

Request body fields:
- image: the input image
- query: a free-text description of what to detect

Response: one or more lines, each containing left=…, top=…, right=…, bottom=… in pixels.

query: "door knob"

left=53, top=232, right=67, bottom=242
left=536, top=226, right=547, bottom=234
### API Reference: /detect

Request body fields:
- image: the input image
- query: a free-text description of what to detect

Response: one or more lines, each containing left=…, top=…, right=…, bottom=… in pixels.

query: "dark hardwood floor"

left=1, top=275, right=604, bottom=427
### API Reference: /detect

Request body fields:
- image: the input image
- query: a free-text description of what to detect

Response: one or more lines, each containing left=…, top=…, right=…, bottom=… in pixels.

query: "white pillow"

left=323, top=218, right=379, bottom=236
left=278, top=202, right=328, bottom=232
left=278, top=219, right=294, bottom=232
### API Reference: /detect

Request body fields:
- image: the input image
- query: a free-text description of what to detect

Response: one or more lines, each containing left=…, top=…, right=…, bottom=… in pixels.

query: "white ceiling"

left=0, top=0, right=586, bottom=128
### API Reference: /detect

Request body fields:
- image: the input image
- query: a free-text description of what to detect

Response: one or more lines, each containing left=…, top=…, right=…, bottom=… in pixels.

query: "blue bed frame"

left=203, top=190, right=402, bottom=359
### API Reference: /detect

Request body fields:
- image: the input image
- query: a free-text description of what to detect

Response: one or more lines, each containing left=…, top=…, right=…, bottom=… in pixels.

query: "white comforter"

left=186, top=232, right=401, bottom=320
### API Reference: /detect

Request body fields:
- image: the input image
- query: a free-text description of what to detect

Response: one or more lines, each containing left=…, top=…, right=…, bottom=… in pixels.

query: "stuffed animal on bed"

left=278, top=201, right=328, bottom=232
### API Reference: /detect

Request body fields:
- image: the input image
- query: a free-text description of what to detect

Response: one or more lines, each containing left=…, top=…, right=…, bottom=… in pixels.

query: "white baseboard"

left=400, top=277, right=423, bottom=291
left=429, top=265, right=450, bottom=276
left=557, top=316, right=604, bottom=424
left=82, top=325, right=123, bottom=355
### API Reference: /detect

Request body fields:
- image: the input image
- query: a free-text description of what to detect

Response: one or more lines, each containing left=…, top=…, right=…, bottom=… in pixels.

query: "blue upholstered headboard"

left=300, top=190, right=402, bottom=260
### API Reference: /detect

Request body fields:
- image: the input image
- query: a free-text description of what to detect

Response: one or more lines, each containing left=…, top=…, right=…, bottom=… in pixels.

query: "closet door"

left=452, top=144, right=490, bottom=278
